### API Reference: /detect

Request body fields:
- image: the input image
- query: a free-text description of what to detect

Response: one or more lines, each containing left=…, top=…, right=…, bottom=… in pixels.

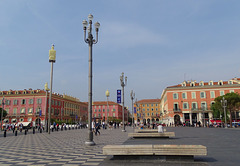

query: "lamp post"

left=1, top=97, right=5, bottom=131
left=44, top=82, right=50, bottom=131
left=48, top=44, right=56, bottom=134
left=120, top=72, right=127, bottom=132
left=105, top=89, right=110, bottom=125
left=130, top=90, right=135, bottom=128
left=82, top=14, right=100, bottom=146
left=221, top=97, right=227, bottom=128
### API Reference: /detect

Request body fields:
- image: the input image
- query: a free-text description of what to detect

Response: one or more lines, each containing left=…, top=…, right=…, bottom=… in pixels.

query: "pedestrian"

left=95, top=121, right=100, bottom=136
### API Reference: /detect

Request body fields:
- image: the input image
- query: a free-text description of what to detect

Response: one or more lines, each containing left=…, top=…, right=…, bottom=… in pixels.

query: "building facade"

left=0, top=89, right=88, bottom=127
left=134, top=99, right=161, bottom=124
left=160, top=78, right=240, bottom=126
left=92, top=101, right=128, bottom=122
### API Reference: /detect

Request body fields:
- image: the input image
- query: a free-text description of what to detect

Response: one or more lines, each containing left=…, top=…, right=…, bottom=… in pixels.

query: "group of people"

left=3, top=123, right=24, bottom=132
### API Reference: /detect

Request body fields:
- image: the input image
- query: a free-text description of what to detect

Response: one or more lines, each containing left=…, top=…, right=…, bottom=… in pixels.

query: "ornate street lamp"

left=130, top=90, right=135, bottom=128
left=48, top=44, right=56, bottom=134
left=120, top=72, right=127, bottom=132
left=105, top=89, right=110, bottom=125
left=83, top=14, right=100, bottom=146
left=221, top=97, right=227, bottom=128
left=44, top=82, right=50, bottom=131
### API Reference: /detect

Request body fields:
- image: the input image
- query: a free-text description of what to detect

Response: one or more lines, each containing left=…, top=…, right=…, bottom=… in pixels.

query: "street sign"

left=117, top=89, right=121, bottom=104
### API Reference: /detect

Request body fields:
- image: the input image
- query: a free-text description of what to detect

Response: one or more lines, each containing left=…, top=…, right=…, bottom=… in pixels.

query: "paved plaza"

left=0, top=127, right=239, bottom=166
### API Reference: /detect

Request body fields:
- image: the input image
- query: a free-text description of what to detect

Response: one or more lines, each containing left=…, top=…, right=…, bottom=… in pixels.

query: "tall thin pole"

left=48, top=62, right=53, bottom=134
left=122, top=85, right=125, bottom=131
left=120, top=72, right=127, bottom=132
left=45, top=90, right=48, bottom=131
left=1, top=97, right=4, bottom=131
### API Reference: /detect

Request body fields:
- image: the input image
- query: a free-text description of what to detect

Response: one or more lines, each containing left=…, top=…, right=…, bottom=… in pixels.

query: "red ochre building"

left=0, top=89, right=88, bottom=127
left=160, top=78, right=240, bottom=126
left=92, top=101, right=128, bottom=122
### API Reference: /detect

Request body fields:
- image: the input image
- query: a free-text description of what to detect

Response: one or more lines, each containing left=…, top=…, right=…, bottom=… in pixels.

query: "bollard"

left=25, top=130, right=27, bottom=135
left=72, top=127, right=74, bottom=130
left=69, top=127, right=71, bottom=130
left=52, top=128, right=54, bottom=132
left=65, top=127, right=67, bottom=130
left=33, top=128, right=35, bottom=134
left=57, top=127, right=58, bottom=132
left=4, top=130, right=6, bottom=137
left=61, top=127, right=63, bottom=131
left=15, top=131, right=17, bottom=136
left=40, top=129, right=42, bottom=133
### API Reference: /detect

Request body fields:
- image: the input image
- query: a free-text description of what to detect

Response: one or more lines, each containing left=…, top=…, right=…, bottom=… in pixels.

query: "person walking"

left=95, top=121, right=100, bottom=136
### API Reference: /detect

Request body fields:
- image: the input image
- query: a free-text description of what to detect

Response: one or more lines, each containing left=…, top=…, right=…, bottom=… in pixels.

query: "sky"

left=1, top=0, right=240, bottom=108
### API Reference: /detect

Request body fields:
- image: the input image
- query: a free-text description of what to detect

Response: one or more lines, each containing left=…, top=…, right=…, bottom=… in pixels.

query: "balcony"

left=173, top=109, right=181, bottom=112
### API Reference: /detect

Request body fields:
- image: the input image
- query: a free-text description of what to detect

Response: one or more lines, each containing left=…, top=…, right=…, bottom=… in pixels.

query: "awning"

left=210, top=120, right=222, bottom=123
left=18, top=122, right=31, bottom=127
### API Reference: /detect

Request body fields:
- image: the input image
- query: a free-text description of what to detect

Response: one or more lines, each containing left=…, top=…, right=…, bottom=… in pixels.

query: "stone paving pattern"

left=0, top=127, right=240, bottom=166
left=0, top=127, right=129, bottom=166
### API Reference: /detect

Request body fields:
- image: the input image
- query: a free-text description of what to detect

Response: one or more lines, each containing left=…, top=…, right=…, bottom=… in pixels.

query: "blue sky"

left=1, top=0, right=240, bottom=108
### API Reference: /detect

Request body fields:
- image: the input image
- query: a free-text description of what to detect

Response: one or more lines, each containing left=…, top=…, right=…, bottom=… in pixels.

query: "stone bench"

left=103, top=144, right=207, bottom=161
left=135, top=129, right=159, bottom=133
left=128, top=132, right=175, bottom=138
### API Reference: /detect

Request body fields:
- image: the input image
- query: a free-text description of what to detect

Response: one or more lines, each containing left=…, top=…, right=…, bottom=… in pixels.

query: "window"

left=113, top=113, right=115, bottom=117
left=112, top=109, right=116, bottom=112
left=142, top=104, right=145, bottom=107
left=156, top=108, right=158, bottom=111
left=192, top=102, right=198, bottom=110
left=152, top=113, right=154, bottom=116
left=147, top=113, right=150, bottom=116
left=28, top=108, right=33, bottom=114
left=13, top=100, right=18, bottom=105
left=151, top=108, right=154, bottom=111
left=147, top=108, right=149, bottom=111
left=94, top=109, right=97, bottom=112
left=201, top=102, right=207, bottom=110
left=210, top=91, right=215, bottom=98
left=183, top=102, right=189, bottom=109
left=199, top=81, right=204, bottom=86
left=191, top=92, right=196, bottom=99
left=21, top=108, right=25, bottom=114
left=220, top=91, right=225, bottom=96
left=29, top=99, right=34, bottom=104
left=209, top=81, right=213, bottom=86
left=151, top=104, right=153, bottom=107
left=103, top=113, right=105, bottom=117
left=13, top=108, right=17, bottom=114
left=37, top=98, right=42, bottom=104
left=230, top=90, right=234, bottom=93
left=173, top=93, right=178, bottom=99
left=143, top=108, right=145, bottom=111
left=98, top=114, right=101, bottom=117
left=156, top=104, right=158, bottom=106
left=103, top=109, right=105, bottom=112
left=229, top=81, right=233, bottom=85
left=200, top=92, right=206, bottom=98
left=147, top=104, right=149, bottom=107
left=173, top=103, right=179, bottom=111
left=98, top=109, right=101, bottom=112
left=182, top=92, right=187, bottom=99
left=5, top=100, right=11, bottom=105
left=55, top=100, right=58, bottom=106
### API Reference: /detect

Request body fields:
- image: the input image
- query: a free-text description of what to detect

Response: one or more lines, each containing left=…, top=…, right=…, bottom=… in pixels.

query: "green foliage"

left=213, top=92, right=240, bottom=127
left=0, top=108, right=7, bottom=119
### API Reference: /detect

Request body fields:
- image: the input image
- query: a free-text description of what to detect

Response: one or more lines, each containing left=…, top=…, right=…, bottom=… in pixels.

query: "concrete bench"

left=135, top=129, right=159, bottom=133
left=128, top=132, right=175, bottom=138
left=103, top=144, right=207, bottom=161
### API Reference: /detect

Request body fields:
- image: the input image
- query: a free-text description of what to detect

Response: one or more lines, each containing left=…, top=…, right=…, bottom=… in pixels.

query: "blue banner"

left=117, top=89, right=121, bottom=104
left=134, top=107, right=136, bottom=113
left=39, top=109, right=42, bottom=116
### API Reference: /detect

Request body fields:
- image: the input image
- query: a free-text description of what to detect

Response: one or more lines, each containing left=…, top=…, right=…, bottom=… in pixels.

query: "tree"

left=0, top=108, right=7, bottom=120
left=212, top=92, right=240, bottom=128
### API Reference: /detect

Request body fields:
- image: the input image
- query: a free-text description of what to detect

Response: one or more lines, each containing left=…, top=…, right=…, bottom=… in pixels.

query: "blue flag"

left=39, top=109, right=42, bottom=116
left=134, top=107, right=136, bottom=113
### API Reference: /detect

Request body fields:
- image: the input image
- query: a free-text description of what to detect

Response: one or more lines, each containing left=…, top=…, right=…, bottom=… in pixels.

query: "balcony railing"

left=173, top=109, right=181, bottom=112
